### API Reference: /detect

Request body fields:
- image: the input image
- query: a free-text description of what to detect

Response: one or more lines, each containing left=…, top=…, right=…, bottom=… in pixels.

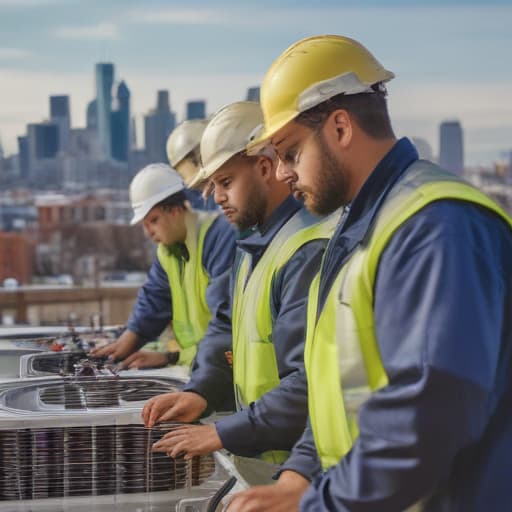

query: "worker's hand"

left=226, top=470, right=309, bottom=512
left=142, top=391, right=208, bottom=427
left=152, top=424, right=222, bottom=459
left=91, top=330, right=138, bottom=361
left=120, top=351, right=168, bottom=370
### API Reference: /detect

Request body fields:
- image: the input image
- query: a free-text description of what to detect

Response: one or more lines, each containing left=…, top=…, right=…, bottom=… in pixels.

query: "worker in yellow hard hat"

left=227, top=35, right=512, bottom=511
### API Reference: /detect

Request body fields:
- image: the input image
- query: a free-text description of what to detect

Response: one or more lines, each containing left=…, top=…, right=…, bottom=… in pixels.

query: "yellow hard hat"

left=248, top=35, right=394, bottom=151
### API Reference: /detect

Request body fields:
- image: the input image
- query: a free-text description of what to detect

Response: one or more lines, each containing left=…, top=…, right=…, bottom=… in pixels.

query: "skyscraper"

left=246, top=86, right=261, bottom=102
left=439, top=120, right=464, bottom=175
left=17, top=136, right=29, bottom=179
left=49, top=95, right=71, bottom=151
left=95, top=63, right=114, bottom=159
left=111, top=81, right=130, bottom=162
left=186, top=100, right=206, bottom=120
left=27, top=123, right=59, bottom=160
left=86, top=99, right=98, bottom=130
left=144, top=90, right=176, bottom=163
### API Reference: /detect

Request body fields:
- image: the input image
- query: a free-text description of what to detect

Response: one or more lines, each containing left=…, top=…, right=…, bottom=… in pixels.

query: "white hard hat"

left=166, top=119, right=209, bottom=167
left=129, top=163, right=185, bottom=225
left=190, top=101, right=263, bottom=188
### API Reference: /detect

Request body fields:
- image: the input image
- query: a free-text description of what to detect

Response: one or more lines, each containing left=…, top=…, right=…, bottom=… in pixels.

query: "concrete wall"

left=0, top=284, right=138, bottom=327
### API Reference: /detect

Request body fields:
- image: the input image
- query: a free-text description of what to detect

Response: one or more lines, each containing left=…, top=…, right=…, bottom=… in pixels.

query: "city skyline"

left=0, top=0, right=511, bottom=165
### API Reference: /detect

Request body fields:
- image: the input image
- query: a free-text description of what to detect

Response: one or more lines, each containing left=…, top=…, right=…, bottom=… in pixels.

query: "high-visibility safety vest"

left=157, top=211, right=218, bottom=367
left=232, top=207, right=339, bottom=464
left=305, top=161, right=512, bottom=471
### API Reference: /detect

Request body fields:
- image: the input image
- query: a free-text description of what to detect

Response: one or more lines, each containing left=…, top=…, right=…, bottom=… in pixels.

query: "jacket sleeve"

left=182, top=215, right=237, bottom=411
left=278, top=419, right=322, bottom=482
left=126, top=255, right=172, bottom=348
left=215, top=239, right=327, bottom=456
left=300, top=201, right=512, bottom=511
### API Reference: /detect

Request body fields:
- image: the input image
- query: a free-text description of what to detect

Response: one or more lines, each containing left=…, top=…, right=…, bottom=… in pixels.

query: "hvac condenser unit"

left=0, top=376, right=244, bottom=511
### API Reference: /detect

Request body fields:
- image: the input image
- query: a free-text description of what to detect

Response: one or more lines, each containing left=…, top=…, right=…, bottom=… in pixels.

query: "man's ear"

left=327, top=109, right=352, bottom=148
left=255, top=155, right=274, bottom=182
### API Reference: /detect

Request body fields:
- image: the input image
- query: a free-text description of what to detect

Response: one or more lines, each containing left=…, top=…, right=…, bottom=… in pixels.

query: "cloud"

left=0, top=0, right=59, bottom=5
left=0, top=48, right=31, bottom=60
left=54, top=22, right=119, bottom=40
left=126, top=8, right=229, bottom=25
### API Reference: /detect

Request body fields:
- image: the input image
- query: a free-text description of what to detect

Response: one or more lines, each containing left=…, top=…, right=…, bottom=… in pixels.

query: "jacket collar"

left=319, top=137, right=419, bottom=307
left=236, top=195, right=301, bottom=266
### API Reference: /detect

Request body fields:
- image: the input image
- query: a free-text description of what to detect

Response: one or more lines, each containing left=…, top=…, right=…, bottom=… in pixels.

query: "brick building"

left=0, top=232, right=34, bottom=284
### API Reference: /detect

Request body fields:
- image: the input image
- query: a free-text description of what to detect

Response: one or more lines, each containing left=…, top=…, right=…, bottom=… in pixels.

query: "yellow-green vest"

left=232, top=207, right=340, bottom=464
left=305, top=161, right=512, bottom=471
left=157, top=211, right=218, bottom=366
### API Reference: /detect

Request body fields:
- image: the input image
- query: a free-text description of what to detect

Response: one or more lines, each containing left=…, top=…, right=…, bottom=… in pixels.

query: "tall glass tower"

left=50, top=95, right=71, bottom=151
left=95, top=63, right=114, bottom=159
left=111, top=81, right=130, bottom=162
left=144, top=90, right=176, bottom=163
left=439, top=120, right=464, bottom=175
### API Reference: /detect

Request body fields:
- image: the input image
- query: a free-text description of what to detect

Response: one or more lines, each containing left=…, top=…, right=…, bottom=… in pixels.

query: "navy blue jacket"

left=185, top=196, right=328, bottom=456
left=126, top=214, right=236, bottom=353
left=283, top=138, right=512, bottom=512
left=185, top=188, right=218, bottom=211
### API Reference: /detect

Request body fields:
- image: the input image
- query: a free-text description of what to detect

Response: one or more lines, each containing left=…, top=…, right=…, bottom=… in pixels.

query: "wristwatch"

left=166, top=351, right=180, bottom=366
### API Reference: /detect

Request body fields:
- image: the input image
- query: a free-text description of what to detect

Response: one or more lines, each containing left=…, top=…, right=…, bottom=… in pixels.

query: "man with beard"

left=142, top=101, right=338, bottom=485
left=227, top=35, right=512, bottom=511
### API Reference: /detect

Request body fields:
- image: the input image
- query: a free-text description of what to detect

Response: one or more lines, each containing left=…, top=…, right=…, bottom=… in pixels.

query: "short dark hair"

left=155, top=190, right=187, bottom=211
left=296, top=87, right=394, bottom=140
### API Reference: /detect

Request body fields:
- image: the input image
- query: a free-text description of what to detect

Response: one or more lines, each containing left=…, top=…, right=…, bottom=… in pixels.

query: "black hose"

left=206, top=476, right=238, bottom=512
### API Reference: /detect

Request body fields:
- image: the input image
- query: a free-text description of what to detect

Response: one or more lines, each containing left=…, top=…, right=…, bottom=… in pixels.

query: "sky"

left=0, top=0, right=511, bottom=166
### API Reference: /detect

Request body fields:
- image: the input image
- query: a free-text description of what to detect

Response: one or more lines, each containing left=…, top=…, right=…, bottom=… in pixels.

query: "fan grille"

left=0, top=424, right=215, bottom=500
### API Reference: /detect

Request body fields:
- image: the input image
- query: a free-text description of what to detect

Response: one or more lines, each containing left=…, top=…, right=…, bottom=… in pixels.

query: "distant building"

left=49, top=95, right=71, bottom=151
left=111, top=81, right=130, bottom=162
left=0, top=204, right=38, bottom=231
left=439, top=120, right=464, bottom=175
left=95, top=63, right=114, bottom=158
left=144, top=90, right=176, bottom=163
left=411, top=137, right=433, bottom=161
left=17, top=136, right=30, bottom=179
left=246, top=86, right=260, bottom=102
left=128, top=148, right=151, bottom=176
left=27, top=122, right=59, bottom=160
left=0, top=232, right=34, bottom=285
left=186, top=100, right=206, bottom=120
left=86, top=99, right=98, bottom=130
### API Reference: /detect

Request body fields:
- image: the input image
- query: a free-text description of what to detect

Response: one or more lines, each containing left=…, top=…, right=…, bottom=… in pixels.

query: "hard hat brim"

left=188, top=169, right=208, bottom=190
left=191, top=148, right=243, bottom=189
left=246, top=110, right=298, bottom=155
